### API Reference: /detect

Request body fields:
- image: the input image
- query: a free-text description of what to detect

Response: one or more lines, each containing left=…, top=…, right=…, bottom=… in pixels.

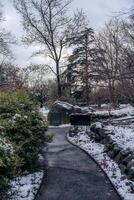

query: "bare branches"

left=0, top=5, right=14, bottom=61
left=14, top=0, right=74, bottom=97
left=93, top=18, right=126, bottom=105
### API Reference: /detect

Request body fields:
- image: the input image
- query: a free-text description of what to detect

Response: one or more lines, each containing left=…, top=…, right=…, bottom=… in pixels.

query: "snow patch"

left=9, top=171, right=44, bottom=200
left=68, top=131, right=134, bottom=200
left=95, top=104, right=134, bottom=117
left=55, top=101, right=73, bottom=110
left=40, top=107, right=49, bottom=118
left=49, top=124, right=71, bottom=128
left=106, top=125, right=134, bottom=152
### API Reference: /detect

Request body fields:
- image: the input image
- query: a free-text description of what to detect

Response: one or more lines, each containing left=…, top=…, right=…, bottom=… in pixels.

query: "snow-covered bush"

left=0, top=90, right=49, bottom=170
left=0, top=136, right=18, bottom=199
left=0, top=90, right=50, bottom=198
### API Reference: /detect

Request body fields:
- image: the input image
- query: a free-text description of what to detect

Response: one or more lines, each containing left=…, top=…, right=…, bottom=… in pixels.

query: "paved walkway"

left=36, top=127, right=121, bottom=200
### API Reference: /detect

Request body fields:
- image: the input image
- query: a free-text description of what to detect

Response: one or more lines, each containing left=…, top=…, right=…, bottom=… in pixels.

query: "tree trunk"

left=109, top=82, right=117, bottom=108
left=85, top=34, right=90, bottom=106
left=56, top=61, right=62, bottom=98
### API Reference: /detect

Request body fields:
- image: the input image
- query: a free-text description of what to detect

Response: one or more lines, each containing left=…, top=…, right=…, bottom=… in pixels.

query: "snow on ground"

left=55, top=101, right=73, bottom=110
left=40, top=107, right=49, bottom=119
left=49, top=124, right=71, bottom=128
left=91, top=103, right=134, bottom=152
left=9, top=171, right=43, bottom=200
left=113, top=116, right=134, bottom=122
left=106, top=125, right=134, bottom=152
left=94, top=104, right=134, bottom=116
left=68, top=131, right=134, bottom=200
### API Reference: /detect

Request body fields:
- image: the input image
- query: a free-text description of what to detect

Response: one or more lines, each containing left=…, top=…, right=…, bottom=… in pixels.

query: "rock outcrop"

left=90, top=122, right=134, bottom=181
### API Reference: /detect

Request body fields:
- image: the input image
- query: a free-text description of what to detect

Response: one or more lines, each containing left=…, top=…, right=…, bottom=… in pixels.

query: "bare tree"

left=0, top=4, right=14, bottom=61
left=93, top=19, right=124, bottom=107
left=115, top=10, right=134, bottom=104
left=14, top=0, right=76, bottom=97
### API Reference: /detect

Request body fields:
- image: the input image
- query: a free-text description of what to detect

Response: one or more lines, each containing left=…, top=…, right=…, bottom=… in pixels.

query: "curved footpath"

left=36, top=127, right=121, bottom=200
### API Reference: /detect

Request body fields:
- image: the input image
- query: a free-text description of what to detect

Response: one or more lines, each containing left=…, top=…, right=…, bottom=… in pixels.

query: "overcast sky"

left=2, top=0, right=133, bottom=67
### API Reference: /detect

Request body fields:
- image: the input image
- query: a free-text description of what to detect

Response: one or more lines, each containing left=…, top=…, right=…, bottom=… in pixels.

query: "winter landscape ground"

left=10, top=103, right=134, bottom=200
left=1, top=0, right=134, bottom=199
left=68, top=104, right=134, bottom=200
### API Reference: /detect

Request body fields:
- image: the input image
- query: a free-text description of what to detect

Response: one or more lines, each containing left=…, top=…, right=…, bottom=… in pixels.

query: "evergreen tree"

left=66, top=27, right=95, bottom=105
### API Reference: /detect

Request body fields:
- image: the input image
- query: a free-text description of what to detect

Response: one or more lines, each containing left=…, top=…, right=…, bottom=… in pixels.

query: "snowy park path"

left=35, top=127, right=121, bottom=200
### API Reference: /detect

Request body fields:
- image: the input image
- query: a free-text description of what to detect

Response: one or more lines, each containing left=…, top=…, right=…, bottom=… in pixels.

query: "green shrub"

left=0, top=136, right=20, bottom=199
left=0, top=90, right=49, bottom=198
left=0, top=90, right=49, bottom=169
left=69, top=126, right=79, bottom=137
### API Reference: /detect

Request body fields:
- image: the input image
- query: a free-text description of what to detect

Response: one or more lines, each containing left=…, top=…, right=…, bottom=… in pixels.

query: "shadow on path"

left=36, top=127, right=121, bottom=200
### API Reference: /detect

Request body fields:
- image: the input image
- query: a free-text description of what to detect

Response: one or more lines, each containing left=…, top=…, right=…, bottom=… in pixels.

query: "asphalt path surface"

left=36, top=127, right=121, bottom=200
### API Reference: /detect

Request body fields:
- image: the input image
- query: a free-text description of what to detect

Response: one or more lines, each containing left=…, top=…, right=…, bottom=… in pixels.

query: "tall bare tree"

left=0, top=4, right=13, bottom=61
left=93, top=19, right=124, bottom=107
left=14, top=0, right=76, bottom=97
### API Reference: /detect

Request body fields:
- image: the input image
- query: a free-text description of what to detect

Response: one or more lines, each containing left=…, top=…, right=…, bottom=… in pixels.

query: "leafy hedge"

left=0, top=136, right=16, bottom=199
left=0, top=90, right=49, bottom=199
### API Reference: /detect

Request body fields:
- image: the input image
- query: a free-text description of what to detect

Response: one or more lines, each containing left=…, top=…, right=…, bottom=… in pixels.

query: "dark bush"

left=0, top=90, right=49, bottom=198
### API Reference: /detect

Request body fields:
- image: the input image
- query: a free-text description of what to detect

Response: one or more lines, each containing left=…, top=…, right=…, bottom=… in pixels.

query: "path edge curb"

left=34, top=169, right=47, bottom=200
left=66, top=133, right=123, bottom=200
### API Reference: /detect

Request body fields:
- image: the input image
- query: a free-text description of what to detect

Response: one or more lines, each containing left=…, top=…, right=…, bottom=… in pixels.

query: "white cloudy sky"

left=1, top=0, right=133, bottom=67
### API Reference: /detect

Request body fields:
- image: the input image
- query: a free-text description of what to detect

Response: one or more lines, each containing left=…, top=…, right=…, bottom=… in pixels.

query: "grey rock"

left=119, top=164, right=126, bottom=174
left=114, top=152, right=122, bottom=164
left=121, top=149, right=130, bottom=157
left=109, top=131, right=115, bottom=135
left=90, top=124, right=97, bottom=132
left=103, top=146, right=109, bottom=152
left=113, top=144, right=122, bottom=155
left=94, top=134, right=101, bottom=142
left=107, top=150, right=115, bottom=158
left=120, top=175, right=127, bottom=181
left=127, top=167, right=134, bottom=180
left=105, top=131, right=115, bottom=135
left=98, top=129, right=108, bottom=138
left=122, top=154, right=134, bottom=166
left=90, top=123, right=105, bottom=135
left=101, top=138, right=108, bottom=144
left=74, top=106, right=82, bottom=113
left=105, top=135, right=113, bottom=143
left=127, top=160, right=134, bottom=169
left=115, top=149, right=130, bottom=163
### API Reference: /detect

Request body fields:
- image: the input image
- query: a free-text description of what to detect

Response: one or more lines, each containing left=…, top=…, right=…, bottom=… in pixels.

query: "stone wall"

left=48, top=101, right=83, bottom=126
left=48, top=101, right=126, bottom=126
left=90, top=123, right=134, bottom=181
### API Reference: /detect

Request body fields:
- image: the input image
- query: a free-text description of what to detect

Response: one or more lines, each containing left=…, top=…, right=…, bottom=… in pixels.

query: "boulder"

left=48, top=101, right=74, bottom=125
left=127, top=167, right=134, bottom=180
left=101, top=138, right=108, bottom=144
left=119, top=164, right=127, bottom=174
left=120, top=149, right=131, bottom=157
left=107, top=150, right=115, bottom=158
left=94, top=134, right=101, bottom=142
left=74, top=106, right=82, bottom=113
left=105, top=135, right=113, bottom=143
left=114, top=149, right=130, bottom=164
left=127, top=159, right=134, bottom=169
left=113, top=144, right=122, bottom=155
left=122, top=154, right=134, bottom=166
left=98, top=129, right=108, bottom=138
left=90, top=122, right=104, bottom=133
left=115, top=152, right=122, bottom=164
left=89, top=118, right=134, bottom=180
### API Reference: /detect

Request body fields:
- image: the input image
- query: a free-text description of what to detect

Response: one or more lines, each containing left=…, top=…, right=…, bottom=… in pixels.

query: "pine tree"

left=66, top=27, right=95, bottom=105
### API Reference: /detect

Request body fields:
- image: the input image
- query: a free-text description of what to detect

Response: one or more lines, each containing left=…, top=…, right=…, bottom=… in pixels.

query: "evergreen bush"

left=0, top=90, right=49, bottom=198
